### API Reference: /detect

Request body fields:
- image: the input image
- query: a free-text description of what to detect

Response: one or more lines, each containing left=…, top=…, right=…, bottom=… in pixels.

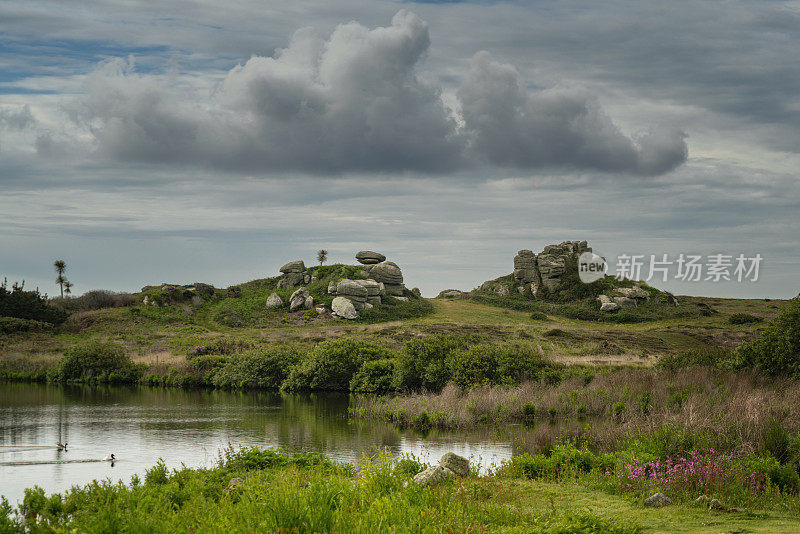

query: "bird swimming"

left=56, top=442, right=67, bottom=450
left=103, top=454, right=115, bottom=461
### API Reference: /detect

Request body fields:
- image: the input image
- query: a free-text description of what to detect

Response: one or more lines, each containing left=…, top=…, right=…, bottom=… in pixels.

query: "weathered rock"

left=336, top=279, right=368, bottom=302
left=412, top=465, right=455, bottom=486
left=513, top=249, right=538, bottom=284
left=439, top=452, right=469, bottom=477
left=303, top=295, right=314, bottom=309
left=643, top=492, right=672, bottom=507
left=530, top=280, right=542, bottom=299
left=708, top=498, right=726, bottom=511
left=394, top=296, right=409, bottom=302
left=495, top=285, right=510, bottom=297
left=303, top=274, right=311, bottom=285
left=279, top=260, right=305, bottom=274
left=517, top=286, right=526, bottom=294
left=226, top=477, right=244, bottom=494
left=600, top=302, right=620, bottom=312
left=694, top=495, right=710, bottom=506
left=597, top=294, right=612, bottom=305
left=355, top=279, right=382, bottom=296
left=355, top=251, right=386, bottom=265
left=331, top=296, right=358, bottom=319
left=277, top=271, right=305, bottom=289
left=367, top=296, right=382, bottom=305
left=438, top=290, right=463, bottom=298
left=363, top=302, right=373, bottom=310
left=315, top=306, right=326, bottom=314
left=541, top=277, right=562, bottom=292
left=383, top=283, right=406, bottom=296
left=310, top=276, right=318, bottom=283
left=328, top=282, right=337, bottom=294
left=617, top=287, right=649, bottom=300
left=537, top=254, right=566, bottom=279
left=266, top=292, right=283, bottom=309
left=613, top=296, right=637, bottom=309
left=369, top=261, right=404, bottom=285
left=289, top=287, right=310, bottom=312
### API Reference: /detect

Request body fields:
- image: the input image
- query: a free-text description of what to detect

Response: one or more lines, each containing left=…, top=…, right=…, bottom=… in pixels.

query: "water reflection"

left=0, top=382, right=518, bottom=504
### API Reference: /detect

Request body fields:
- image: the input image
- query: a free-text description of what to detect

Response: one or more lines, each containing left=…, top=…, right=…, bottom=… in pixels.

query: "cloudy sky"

left=1, top=0, right=798, bottom=298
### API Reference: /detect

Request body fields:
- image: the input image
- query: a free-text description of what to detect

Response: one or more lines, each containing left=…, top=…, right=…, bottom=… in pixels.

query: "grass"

left=4, top=447, right=800, bottom=533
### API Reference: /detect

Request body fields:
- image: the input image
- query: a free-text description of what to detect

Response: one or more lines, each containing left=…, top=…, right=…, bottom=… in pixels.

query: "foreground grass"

left=4, top=448, right=800, bottom=533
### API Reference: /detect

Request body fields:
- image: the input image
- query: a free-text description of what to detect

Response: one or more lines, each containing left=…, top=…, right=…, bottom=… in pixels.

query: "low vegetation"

left=4, top=447, right=799, bottom=533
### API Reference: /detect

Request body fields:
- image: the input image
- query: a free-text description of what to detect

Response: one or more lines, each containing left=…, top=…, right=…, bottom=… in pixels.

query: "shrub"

left=350, top=359, right=397, bottom=393
left=212, top=349, right=300, bottom=389
left=61, top=290, right=137, bottom=312
left=529, top=311, right=549, bottom=321
left=222, top=447, right=332, bottom=471
left=729, top=313, right=763, bottom=325
left=0, top=279, right=67, bottom=325
left=393, top=334, right=471, bottom=392
left=356, top=297, right=434, bottom=323
left=656, top=349, right=734, bottom=370
left=282, top=338, right=393, bottom=391
left=735, top=299, right=800, bottom=377
left=51, top=341, right=142, bottom=383
left=0, top=316, right=53, bottom=334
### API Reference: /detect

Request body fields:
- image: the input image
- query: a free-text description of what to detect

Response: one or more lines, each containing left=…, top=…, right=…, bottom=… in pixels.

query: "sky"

left=0, top=0, right=798, bottom=298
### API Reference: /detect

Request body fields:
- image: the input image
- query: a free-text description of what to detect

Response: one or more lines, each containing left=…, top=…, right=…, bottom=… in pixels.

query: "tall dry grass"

left=354, top=367, right=800, bottom=455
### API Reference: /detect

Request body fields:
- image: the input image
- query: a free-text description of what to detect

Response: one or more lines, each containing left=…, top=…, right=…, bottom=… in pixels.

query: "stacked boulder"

left=334, top=279, right=369, bottom=310
left=289, top=287, right=314, bottom=312
left=277, top=260, right=308, bottom=289
left=366, top=261, right=405, bottom=295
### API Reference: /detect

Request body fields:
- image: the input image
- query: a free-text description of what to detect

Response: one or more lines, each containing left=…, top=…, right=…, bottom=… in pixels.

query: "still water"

left=0, top=382, right=519, bottom=504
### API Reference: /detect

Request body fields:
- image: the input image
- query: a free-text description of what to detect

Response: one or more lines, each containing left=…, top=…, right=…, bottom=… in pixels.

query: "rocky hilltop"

left=472, top=240, right=674, bottom=313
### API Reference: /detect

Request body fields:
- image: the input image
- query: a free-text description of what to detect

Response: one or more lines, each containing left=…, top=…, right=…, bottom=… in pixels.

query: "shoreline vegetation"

left=2, top=268, right=799, bottom=531
left=2, top=446, right=800, bottom=533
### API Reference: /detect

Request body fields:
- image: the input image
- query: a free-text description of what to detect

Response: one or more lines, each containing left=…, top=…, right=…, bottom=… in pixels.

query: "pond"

left=0, top=382, right=521, bottom=504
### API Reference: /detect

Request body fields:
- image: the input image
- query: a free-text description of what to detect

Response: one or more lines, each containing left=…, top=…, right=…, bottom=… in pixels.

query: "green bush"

left=735, top=299, right=800, bottom=377
left=729, top=313, right=763, bottom=325
left=656, top=348, right=734, bottom=370
left=393, top=334, right=471, bottom=392
left=51, top=341, right=142, bottom=383
left=212, top=349, right=299, bottom=389
left=529, top=311, right=549, bottom=321
left=0, top=316, right=53, bottom=334
left=282, top=338, right=393, bottom=391
left=356, top=297, right=434, bottom=323
left=0, top=279, right=68, bottom=325
left=350, top=359, right=397, bottom=393
left=448, top=345, right=554, bottom=390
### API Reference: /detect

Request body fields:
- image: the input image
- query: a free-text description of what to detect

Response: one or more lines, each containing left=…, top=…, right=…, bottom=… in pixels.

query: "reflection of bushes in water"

left=49, top=341, right=143, bottom=384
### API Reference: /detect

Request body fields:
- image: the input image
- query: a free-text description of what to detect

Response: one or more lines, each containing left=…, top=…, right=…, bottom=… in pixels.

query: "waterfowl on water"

left=103, top=454, right=115, bottom=461
left=56, top=442, right=67, bottom=450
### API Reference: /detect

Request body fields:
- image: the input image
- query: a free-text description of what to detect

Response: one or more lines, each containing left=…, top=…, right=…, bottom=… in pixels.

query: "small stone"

left=328, top=282, right=337, bottom=295
left=617, top=287, right=649, bottom=300
left=613, top=296, right=637, bottom=309
left=412, top=465, right=455, bottom=486
left=394, top=296, right=409, bottom=302
left=439, top=452, right=469, bottom=477
left=226, top=477, right=244, bottom=493
left=694, top=495, right=710, bottom=506
left=315, top=307, right=326, bottom=314
left=303, top=295, right=314, bottom=309
left=597, top=294, right=612, bottom=305
left=643, top=492, right=672, bottom=507
left=708, top=498, right=726, bottom=511
left=266, top=292, right=283, bottom=309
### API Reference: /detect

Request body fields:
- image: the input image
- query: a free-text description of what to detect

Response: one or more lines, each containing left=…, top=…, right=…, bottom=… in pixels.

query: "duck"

left=103, top=454, right=115, bottom=461
left=56, top=442, right=68, bottom=450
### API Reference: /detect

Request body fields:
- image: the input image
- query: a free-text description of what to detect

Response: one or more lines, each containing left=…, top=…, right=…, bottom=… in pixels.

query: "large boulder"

left=613, top=296, right=637, bottom=309
left=513, top=250, right=538, bottom=284
left=355, top=279, right=383, bottom=297
left=439, top=452, right=469, bottom=477
left=369, top=261, right=404, bottom=285
left=412, top=465, right=454, bottom=486
left=277, top=271, right=304, bottom=289
left=355, top=251, right=386, bottom=265
left=289, top=287, right=310, bottom=312
left=336, top=279, right=368, bottom=303
left=279, top=260, right=305, bottom=273
left=266, top=293, right=283, bottom=309
left=616, top=286, right=649, bottom=300
left=331, top=296, right=358, bottom=319
left=600, top=302, right=620, bottom=312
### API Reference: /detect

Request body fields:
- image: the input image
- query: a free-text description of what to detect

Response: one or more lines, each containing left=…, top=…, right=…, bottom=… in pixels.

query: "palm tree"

left=54, top=260, right=67, bottom=299
left=64, top=281, right=73, bottom=297
left=317, top=249, right=328, bottom=266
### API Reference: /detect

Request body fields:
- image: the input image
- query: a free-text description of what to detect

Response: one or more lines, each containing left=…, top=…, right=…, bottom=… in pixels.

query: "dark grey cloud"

left=59, top=11, right=685, bottom=176
left=458, top=52, right=687, bottom=175
left=0, top=104, right=35, bottom=129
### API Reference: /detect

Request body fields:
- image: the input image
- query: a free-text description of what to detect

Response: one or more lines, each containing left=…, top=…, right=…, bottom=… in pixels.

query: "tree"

left=317, top=249, right=328, bottom=266
left=54, top=260, right=67, bottom=299
left=64, top=281, right=73, bottom=297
